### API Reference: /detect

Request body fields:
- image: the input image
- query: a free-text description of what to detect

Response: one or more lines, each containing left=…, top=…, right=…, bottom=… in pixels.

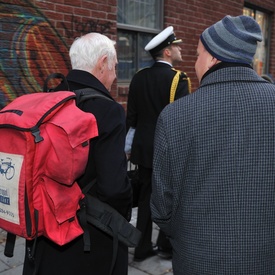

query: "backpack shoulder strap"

left=77, top=179, right=97, bottom=252
left=43, top=73, right=69, bottom=92
left=74, top=88, right=113, bottom=106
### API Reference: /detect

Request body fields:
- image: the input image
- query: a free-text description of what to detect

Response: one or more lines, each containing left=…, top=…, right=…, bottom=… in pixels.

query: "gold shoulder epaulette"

left=170, top=69, right=192, bottom=103
left=181, top=72, right=192, bottom=94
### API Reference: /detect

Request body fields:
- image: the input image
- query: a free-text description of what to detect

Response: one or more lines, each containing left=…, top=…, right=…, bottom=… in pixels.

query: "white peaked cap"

left=145, top=26, right=182, bottom=55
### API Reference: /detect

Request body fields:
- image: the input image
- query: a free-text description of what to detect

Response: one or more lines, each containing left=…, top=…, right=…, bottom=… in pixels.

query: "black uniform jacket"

left=126, top=62, right=190, bottom=168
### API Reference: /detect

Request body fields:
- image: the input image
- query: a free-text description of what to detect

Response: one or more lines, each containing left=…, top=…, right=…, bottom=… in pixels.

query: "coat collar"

left=153, top=61, right=173, bottom=68
left=155, top=60, right=172, bottom=67
left=201, top=62, right=252, bottom=82
left=66, top=69, right=111, bottom=97
left=200, top=62, right=264, bottom=87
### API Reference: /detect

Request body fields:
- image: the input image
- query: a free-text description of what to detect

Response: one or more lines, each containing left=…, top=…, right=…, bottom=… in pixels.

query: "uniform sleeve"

left=126, top=76, right=138, bottom=130
left=150, top=112, right=173, bottom=236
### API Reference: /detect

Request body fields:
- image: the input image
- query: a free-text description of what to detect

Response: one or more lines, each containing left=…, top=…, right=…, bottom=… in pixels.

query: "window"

left=117, top=0, right=163, bottom=82
left=243, top=5, right=271, bottom=76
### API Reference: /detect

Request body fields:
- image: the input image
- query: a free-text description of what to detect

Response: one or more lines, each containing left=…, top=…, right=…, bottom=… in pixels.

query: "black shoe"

left=133, top=246, right=158, bottom=262
left=157, top=247, right=172, bottom=259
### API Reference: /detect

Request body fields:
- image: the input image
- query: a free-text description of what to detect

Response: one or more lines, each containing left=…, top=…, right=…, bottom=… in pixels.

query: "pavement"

left=0, top=208, right=173, bottom=275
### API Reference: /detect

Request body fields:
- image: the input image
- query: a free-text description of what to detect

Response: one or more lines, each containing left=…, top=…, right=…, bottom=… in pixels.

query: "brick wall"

left=163, top=0, right=275, bottom=91
left=164, top=0, right=244, bottom=90
left=0, top=0, right=274, bottom=109
left=0, top=0, right=117, bottom=108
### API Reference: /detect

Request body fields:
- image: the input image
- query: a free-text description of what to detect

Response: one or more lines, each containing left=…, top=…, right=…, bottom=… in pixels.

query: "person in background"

left=126, top=26, right=191, bottom=261
left=23, top=33, right=132, bottom=275
left=151, top=15, right=275, bottom=275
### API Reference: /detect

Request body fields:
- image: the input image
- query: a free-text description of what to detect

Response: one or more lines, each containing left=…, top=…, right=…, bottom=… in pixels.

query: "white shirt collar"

left=156, top=60, right=172, bottom=67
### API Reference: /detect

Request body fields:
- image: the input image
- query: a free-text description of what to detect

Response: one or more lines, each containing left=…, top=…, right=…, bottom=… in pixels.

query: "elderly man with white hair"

left=23, top=33, right=132, bottom=275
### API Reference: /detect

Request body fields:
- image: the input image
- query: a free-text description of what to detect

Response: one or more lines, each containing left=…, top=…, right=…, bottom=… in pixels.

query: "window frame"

left=117, top=0, right=164, bottom=83
left=243, top=3, right=272, bottom=75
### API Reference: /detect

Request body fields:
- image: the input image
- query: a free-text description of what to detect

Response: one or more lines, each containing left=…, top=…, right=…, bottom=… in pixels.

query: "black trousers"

left=134, top=165, right=171, bottom=257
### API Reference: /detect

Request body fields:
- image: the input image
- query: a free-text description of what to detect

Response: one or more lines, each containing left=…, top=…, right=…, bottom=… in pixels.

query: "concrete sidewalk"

left=0, top=208, right=173, bottom=275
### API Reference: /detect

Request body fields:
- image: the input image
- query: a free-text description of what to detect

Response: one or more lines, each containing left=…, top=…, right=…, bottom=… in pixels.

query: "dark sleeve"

left=126, top=75, right=138, bottom=131
left=81, top=99, right=132, bottom=220
left=174, top=72, right=191, bottom=100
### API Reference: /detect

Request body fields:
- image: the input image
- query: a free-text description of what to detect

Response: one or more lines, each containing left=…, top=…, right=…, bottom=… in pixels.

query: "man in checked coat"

left=151, top=15, right=275, bottom=274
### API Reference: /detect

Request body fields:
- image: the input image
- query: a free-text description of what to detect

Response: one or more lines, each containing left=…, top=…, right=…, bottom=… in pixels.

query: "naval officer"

left=126, top=26, right=191, bottom=261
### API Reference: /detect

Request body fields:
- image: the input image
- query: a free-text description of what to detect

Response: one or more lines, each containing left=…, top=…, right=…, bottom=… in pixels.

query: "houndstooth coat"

left=151, top=64, right=275, bottom=275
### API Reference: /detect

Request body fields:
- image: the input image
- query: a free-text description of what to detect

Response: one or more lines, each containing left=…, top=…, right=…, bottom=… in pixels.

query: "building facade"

left=1, top=0, right=274, bottom=109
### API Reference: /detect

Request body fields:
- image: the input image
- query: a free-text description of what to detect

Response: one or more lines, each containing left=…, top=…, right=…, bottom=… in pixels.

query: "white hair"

left=69, top=33, right=116, bottom=72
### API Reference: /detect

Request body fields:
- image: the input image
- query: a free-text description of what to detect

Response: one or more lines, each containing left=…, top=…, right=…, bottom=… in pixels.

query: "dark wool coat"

left=126, top=62, right=190, bottom=168
left=23, top=70, right=132, bottom=275
left=151, top=64, right=275, bottom=275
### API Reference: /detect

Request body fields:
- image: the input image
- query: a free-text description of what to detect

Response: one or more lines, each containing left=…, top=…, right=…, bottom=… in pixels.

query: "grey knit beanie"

left=200, top=15, right=262, bottom=64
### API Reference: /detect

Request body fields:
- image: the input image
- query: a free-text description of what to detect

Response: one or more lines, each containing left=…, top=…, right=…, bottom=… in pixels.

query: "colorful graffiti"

left=0, top=0, right=114, bottom=108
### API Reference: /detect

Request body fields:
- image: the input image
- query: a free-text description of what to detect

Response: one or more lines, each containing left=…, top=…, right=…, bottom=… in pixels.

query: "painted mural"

left=0, top=0, right=114, bottom=108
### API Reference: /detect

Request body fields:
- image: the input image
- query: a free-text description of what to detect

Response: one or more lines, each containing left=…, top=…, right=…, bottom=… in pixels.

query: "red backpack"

left=0, top=91, right=98, bottom=257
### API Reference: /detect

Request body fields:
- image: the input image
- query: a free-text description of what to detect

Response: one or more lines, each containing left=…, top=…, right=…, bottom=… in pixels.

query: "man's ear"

left=98, top=55, right=108, bottom=71
left=164, top=47, right=171, bottom=57
left=208, top=56, right=219, bottom=69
